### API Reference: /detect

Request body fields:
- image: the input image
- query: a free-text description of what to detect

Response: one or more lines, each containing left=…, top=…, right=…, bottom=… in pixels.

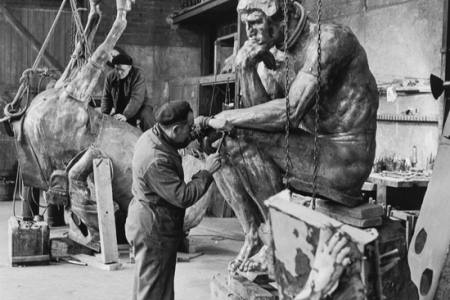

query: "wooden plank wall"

left=0, top=6, right=73, bottom=86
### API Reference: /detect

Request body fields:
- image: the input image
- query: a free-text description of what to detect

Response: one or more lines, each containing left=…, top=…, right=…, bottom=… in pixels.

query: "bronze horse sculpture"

left=3, top=0, right=211, bottom=250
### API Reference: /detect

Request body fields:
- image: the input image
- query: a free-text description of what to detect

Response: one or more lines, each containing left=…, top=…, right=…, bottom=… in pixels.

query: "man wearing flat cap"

left=101, top=53, right=155, bottom=131
left=125, top=101, right=231, bottom=300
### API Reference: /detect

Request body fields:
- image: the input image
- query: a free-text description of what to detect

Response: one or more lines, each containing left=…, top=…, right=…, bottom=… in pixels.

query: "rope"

left=69, top=0, right=91, bottom=62
left=311, top=0, right=323, bottom=210
left=282, top=0, right=292, bottom=187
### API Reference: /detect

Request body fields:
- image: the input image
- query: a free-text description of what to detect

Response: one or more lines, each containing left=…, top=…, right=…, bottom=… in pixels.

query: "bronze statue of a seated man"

left=210, top=0, right=378, bottom=273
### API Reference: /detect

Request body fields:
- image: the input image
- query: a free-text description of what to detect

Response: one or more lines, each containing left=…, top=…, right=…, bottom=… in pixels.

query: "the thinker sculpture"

left=209, top=0, right=378, bottom=273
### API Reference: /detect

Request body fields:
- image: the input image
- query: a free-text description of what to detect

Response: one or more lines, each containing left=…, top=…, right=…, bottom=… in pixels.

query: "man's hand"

left=235, top=40, right=275, bottom=70
left=113, top=114, right=127, bottom=122
left=205, top=153, right=221, bottom=174
left=208, top=118, right=233, bottom=132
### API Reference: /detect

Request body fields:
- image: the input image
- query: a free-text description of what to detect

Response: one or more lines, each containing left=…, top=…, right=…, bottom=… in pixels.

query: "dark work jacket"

left=101, top=66, right=152, bottom=126
left=131, top=125, right=213, bottom=239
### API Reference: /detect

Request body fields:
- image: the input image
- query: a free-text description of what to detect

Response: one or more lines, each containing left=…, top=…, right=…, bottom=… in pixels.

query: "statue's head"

left=238, top=0, right=282, bottom=48
left=237, top=0, right=302, bottom=49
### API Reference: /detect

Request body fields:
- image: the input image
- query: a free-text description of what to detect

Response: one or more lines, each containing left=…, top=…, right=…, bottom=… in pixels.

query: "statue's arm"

left=101, top=74, right=114, bottom=115
left=215, top=69, right=318, bottom=132
left=122, top=69, right=146, bottom=120
left=239, top=65, right=271, bottom=107
left=214, top=27, right=356, bottom=132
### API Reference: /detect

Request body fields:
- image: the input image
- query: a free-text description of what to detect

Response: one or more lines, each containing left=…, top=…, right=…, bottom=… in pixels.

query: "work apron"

left=125, top=198, right=181, bottom=300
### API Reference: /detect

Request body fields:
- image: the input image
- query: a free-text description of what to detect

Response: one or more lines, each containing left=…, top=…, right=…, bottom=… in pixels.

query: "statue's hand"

left=236, top=40, right=275, bottom=70
left=208, top=118, right=233, bottom=132
left=113, top=113, right=126, bottom=122
left=295, top=229, right=351, bottom=300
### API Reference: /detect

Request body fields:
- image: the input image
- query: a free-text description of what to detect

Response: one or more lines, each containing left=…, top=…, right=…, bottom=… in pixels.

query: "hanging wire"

left=208, top=73, right=219, bottom=115
left=282, top=0, right=292, bottom=187
left=225, top=77, right=231, bottom=106
left=69, top=0, right=91, bottom=60
left=311, top=0, right=323, bottom=210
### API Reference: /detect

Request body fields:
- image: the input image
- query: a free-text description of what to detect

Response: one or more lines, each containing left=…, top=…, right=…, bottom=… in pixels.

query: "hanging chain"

left=311, top=0, right=323, bottom=210
left=282, top=0, right=292, bottom=187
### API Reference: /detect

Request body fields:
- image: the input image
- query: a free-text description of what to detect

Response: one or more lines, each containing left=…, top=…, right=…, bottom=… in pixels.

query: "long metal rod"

left=32, top=0, right=68, bottom=70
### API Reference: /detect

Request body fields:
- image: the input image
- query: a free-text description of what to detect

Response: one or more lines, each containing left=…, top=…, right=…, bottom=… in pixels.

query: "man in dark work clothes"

left=101, top=53, right=155, bottom=131
left=125, top=101, right=232, bottom=300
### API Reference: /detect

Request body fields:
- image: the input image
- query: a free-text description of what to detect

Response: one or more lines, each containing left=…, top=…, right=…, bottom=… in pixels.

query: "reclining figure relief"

left=209, top=0, right=379, bottom=273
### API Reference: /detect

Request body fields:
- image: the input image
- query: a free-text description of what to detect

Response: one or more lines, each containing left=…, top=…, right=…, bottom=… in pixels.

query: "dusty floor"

left=0, top=201, right=243, bottom=300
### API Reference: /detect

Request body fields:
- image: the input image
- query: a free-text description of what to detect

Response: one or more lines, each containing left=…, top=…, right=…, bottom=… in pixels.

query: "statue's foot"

left=239, top=245, right=270, bottom=273
left=228, top=258, right=244, bottom=273
left=228, top=230, right=261, bottom=273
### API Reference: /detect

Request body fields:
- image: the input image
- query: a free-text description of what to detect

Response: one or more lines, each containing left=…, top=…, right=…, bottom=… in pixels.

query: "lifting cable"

left=311, top=0, right=323, bottom=209
left=69, top=0, right=91, bottom=64
left=282, top=0, right=322, bottom=210
left=282, top=0, right=292, bottom=188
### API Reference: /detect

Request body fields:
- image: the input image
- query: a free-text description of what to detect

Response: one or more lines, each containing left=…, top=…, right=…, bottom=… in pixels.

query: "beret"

left=112, top=54, right=133, bottom=66
left=237, top=0, right=279, bottom=17
left=155, top=101, right=193, bottom=126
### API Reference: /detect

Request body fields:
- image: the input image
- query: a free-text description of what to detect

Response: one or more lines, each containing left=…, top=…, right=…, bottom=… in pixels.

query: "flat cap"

left=112, top=53, right=133, bottom=66
left=155, top=101, right=193, bottom=125
left=237, top=0, right=279, bottom=17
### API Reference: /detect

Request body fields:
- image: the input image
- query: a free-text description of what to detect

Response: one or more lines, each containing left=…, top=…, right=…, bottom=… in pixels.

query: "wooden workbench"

left=368, top=173, right=430, bottom=205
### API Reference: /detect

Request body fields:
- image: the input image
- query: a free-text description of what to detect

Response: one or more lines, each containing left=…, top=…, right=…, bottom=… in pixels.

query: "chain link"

left=311, top=0, right=323, bottom=210
left=282, top=0, right=292, bottom=187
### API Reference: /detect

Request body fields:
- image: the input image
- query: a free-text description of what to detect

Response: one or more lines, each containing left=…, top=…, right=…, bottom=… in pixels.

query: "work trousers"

left=125, top=198, right=180, bottom=300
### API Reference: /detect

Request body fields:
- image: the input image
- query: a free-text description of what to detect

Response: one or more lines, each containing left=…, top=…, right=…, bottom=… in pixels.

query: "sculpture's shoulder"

left=314, top=23, right=365, bottom=69
left=320, top=23, right=360, bottom=48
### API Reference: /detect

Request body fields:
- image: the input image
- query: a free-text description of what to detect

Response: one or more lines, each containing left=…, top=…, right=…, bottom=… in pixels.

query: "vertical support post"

left=376, top=184, right=387, bottom=206
left=440, top=0, right=449, bottom=131
left=213, top=40, right=219, bottom=75
left=92, top=158, right=119, bottom=264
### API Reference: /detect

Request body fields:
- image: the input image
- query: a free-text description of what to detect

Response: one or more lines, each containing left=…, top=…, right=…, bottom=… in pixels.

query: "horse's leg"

left=64, top=0, right=134, bottom=102
left=56, top=0, right=103, bottom=88
left=67, top=147, right=103, bottom=250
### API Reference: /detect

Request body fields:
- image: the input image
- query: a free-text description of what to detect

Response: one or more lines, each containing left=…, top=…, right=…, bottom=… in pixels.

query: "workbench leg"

left=376, top=185, right=387, bottom=206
